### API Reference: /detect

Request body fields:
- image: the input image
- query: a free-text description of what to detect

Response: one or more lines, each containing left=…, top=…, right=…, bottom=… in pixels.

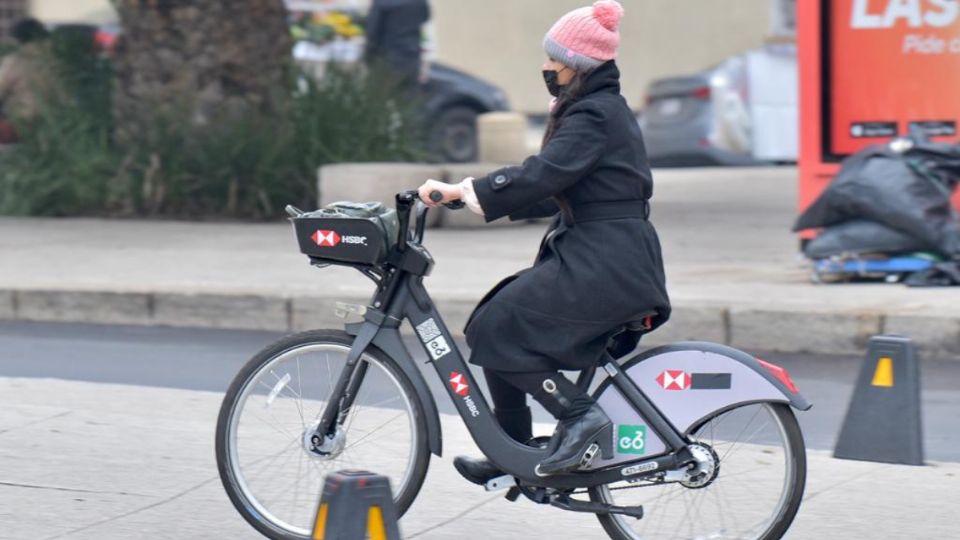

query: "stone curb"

left=2, top=288, right=958, bottom=361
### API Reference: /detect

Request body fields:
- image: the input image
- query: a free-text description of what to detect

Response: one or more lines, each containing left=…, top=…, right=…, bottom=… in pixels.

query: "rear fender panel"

left=586, top=342, right=810, bottom=469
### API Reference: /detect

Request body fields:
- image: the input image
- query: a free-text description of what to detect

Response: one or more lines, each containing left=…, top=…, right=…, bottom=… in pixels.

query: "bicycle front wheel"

left=215, top=330, right=430, bottom=540
left=590, top=402, right=806, bottom=540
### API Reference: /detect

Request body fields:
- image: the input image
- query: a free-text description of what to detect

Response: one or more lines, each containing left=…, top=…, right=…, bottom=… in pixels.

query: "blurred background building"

left=433, top=0, right=784, bottom=113
left=22, top=0, right=111, bottom=25
left=18, top=0, right=792, bottom=113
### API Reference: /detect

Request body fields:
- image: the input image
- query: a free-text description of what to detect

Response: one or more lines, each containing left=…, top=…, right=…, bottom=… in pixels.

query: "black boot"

left=454, top=406, right=532, bottom=486
left=453, top=456, right=503, bottom=486
left=532, top=377, right=613, bottom=476
left=535, top=403, right=613, bottom=476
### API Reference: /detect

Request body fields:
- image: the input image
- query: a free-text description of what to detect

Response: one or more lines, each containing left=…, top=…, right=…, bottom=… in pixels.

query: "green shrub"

left=0, top=35, right=116, bottom=216
left=0, top=54, right=423, bottom=218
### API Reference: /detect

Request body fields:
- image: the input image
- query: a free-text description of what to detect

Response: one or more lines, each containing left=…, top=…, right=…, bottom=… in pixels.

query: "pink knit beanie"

left=544, top=0, right=624, bottom=71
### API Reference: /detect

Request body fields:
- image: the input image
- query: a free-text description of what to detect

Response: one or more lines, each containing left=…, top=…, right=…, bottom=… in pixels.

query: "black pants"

left=484, top=368, right=593, bottom=423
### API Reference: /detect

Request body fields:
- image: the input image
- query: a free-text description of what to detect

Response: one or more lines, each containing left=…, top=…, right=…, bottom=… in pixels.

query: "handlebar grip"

left=428, top=189, right=465, bottom=210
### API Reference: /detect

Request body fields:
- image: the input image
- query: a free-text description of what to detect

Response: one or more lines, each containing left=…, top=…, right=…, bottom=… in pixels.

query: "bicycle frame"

left=310, top=194, right=702, bottom=490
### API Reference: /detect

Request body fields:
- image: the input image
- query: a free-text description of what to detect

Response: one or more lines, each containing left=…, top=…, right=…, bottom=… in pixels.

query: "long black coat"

left=465, top=61, right=671, bottom=373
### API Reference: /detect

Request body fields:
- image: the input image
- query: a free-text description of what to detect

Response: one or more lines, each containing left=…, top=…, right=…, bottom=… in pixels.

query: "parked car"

left=641, top=44, right=798, bottom=167
left=293, top=46, right=511, bottom=163
left=421, top=62, right=510, bottom=162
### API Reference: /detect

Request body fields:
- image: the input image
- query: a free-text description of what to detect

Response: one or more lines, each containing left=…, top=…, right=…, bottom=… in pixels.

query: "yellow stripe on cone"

left=312, top=503, right=329, bottom=539
left=368, top=506, right=387, bottom=540
left=871, top=357, right=894, bottom=387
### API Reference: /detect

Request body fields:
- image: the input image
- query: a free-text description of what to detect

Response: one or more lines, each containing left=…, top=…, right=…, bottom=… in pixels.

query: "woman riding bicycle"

left=419, top=0, right=671, bottom=482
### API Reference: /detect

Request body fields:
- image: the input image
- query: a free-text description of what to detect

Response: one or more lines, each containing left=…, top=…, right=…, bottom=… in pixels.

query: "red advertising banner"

left=829, top=0, right=960, bottom=156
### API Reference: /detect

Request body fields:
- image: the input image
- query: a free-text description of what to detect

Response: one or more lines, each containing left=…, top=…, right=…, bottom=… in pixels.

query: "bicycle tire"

left=215, top=329, right=431, bottom=540
left=591, top=402, right=806, bottom=540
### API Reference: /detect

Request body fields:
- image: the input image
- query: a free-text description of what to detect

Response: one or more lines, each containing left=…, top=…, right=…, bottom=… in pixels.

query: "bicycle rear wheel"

left=589, top=402, right=806, bottom=540
left=215, top=329, right=430, bottom=540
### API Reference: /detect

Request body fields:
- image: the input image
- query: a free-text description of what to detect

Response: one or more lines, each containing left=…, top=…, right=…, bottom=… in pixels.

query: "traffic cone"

left=312, top=470, right=401, bottom=540
left=833, top=335, right=924, bottom=465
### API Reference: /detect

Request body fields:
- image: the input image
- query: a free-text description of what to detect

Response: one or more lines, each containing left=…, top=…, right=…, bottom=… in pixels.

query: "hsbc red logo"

left=656, top=370, right=732, bottom=391
left=656, top=370, right=690, bottom=391
left=449, top=372, right=480, bottom=417
left=312, top=230, right=341, bottom=247
left=449, top=372, right=469, bottom=396
left=311, top=229, right=368, bottom=247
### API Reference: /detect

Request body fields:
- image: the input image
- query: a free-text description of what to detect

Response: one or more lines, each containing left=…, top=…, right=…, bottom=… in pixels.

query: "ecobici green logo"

left=617, top=425, right=647, bottom=455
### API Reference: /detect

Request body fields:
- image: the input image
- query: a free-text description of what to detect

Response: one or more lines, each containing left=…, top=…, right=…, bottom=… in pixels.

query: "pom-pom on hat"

left=544, top=0, right=624, bottom=72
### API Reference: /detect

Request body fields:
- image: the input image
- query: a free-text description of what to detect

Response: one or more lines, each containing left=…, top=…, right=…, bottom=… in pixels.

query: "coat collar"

left=553, top=61, right=620, bottom=117
left=582, top=61, right=621, bottom=96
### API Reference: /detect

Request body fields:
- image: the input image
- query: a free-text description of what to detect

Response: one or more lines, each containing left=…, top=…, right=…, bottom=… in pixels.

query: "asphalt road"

left=1, top=321, right=957, bottom=462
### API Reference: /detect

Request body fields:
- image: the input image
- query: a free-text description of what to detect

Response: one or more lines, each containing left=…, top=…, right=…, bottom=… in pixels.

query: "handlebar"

left=397, top=189, right=465, bottom=210
left=395, top=189, right=465, bottom=251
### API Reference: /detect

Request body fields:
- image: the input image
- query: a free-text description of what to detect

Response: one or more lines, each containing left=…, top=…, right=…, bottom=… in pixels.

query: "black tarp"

left=794, top=137, right=960, bottom=258
left=803, top=219, right=929, bottom=259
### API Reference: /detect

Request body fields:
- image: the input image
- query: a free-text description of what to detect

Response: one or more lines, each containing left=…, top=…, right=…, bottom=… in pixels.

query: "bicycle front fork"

left=311, top=324, right=379, bottom=447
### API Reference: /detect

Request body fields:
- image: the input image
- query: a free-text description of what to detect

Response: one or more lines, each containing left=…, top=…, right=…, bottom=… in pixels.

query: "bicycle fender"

left=346, top=322, right=443, bottom=457
left=589, top=342, right=810, bottom=468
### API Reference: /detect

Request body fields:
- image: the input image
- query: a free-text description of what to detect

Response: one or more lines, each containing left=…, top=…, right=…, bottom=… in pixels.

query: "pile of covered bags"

left=794, top=134, right=960, bottom=286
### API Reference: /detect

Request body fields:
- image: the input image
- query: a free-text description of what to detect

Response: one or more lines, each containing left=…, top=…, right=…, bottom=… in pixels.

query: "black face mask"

left=542, top=69, right=564, bottom=97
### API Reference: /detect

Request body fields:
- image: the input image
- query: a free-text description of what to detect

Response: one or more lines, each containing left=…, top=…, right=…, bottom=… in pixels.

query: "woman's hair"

left=541, top=66, right=595, bottom=146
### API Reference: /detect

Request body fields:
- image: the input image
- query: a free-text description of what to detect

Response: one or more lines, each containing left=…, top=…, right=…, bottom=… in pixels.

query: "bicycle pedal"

left=579, top=443, right=601, bottom=468
left=484, top=474, right=516, bottom=492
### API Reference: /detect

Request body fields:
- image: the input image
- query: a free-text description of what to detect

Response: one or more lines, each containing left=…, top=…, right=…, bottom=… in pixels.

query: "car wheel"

left=429, top=105, right=479, bottom=163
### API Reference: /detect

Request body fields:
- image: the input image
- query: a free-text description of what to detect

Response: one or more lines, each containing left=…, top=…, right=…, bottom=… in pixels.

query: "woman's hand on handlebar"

left=417, top=179, right=462, bottom=208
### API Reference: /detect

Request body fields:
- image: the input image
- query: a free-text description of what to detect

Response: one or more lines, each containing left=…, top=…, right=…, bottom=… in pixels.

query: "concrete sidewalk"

left=0, top=376, right=955, bottom=539
left=1, top=166, right=958, bottom=359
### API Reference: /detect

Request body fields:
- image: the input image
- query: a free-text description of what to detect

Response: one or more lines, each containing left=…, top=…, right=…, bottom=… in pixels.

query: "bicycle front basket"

left=292, top=201, right=399, bottom=265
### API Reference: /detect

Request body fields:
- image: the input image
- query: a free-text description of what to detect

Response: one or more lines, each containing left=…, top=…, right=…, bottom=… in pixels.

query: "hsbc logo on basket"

left=311, top=230, right=368, bottom=247
left=449, top=372, right=480, bottom=417
left=312, top=230, right=341, bottom=247
left=656, top=370, right=732, bottom=391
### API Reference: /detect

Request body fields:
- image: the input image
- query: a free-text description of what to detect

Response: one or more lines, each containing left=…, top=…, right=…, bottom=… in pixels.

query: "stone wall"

left=318, top=162, right=538, bottom=228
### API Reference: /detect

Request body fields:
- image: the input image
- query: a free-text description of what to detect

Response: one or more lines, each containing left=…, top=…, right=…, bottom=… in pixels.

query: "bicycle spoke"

left=245, top=409, right=301, bottom=445
left=719, top=407, right=763, bottom=461
left=243, top=439, right=300, bottom=484
left=343, top=411, right=408, bottom=451
left=223, top=340, right=422, bottom=537
left=596, top=404, right=801, bottom=540
left=721, top=420, right=774, bottom=462
left=296, top=358, right=306, bottom=430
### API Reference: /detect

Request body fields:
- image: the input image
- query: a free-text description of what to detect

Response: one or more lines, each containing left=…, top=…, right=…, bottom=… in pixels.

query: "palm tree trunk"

left=111, top=0, right=292, bottom=143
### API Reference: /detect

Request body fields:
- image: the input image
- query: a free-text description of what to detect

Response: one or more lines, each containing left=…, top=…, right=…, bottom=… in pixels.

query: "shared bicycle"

left=215, top=190, right=810, bottom=539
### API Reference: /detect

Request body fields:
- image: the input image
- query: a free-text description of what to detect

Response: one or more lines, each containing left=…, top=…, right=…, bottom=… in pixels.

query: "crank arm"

left=549, top=494, right=644, bottom=520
